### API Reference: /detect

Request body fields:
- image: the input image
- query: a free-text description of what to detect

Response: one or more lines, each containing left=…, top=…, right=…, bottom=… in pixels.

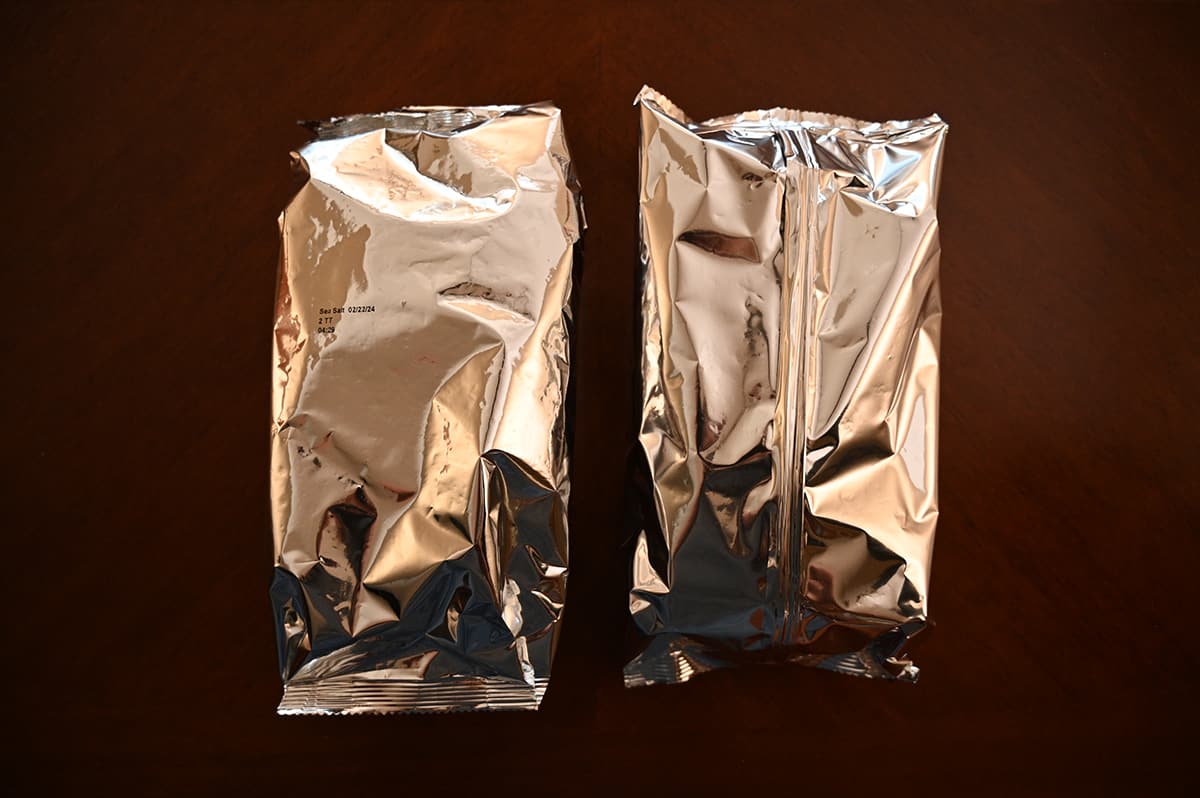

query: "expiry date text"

left=317, top=304, right=376, bottom=334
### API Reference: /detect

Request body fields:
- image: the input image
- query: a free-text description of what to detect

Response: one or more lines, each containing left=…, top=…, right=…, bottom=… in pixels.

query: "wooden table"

left=6, top=1, right=1196, bottom=793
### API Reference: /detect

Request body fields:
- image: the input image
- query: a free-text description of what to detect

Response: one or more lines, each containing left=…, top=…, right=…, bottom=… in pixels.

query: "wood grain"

left=3, top=1, right=1197, bottom=793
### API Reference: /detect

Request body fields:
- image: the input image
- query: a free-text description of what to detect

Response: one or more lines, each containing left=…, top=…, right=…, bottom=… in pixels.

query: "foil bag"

left=270, top=104, right=583, bottom=713
left=628, top=87, right=947, bottom=685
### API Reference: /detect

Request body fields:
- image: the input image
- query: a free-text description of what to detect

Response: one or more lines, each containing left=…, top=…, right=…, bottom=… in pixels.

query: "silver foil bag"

left=270, top=104, right=583, bottom=713
left=628, top=87, right=947, bottom=685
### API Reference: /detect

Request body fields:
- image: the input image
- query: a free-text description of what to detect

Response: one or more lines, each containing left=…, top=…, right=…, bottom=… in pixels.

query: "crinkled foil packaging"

left=627, top=87, right=947, bottom=686
left=270, top=104, right=583, bottom=713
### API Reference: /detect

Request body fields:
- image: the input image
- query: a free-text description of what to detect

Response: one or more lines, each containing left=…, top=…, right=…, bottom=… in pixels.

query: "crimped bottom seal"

left=624, top=622, right=923, bottom=687
left=277, top=676, right=548, bottom=715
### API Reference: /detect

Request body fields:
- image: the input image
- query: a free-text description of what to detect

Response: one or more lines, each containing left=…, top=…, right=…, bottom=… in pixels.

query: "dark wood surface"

left=5, top=1, right=1197, bottom=793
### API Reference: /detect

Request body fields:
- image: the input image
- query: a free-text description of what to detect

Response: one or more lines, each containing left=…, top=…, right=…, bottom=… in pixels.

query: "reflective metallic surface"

left=628, top=87, right=947, bottom=685
left=270, top=104, right=583, bottom=713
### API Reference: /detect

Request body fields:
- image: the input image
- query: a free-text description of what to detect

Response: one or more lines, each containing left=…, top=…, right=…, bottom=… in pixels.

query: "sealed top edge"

left=303, top=101, right=560, bottom=140
left=635, top=85, right=944, bottom=138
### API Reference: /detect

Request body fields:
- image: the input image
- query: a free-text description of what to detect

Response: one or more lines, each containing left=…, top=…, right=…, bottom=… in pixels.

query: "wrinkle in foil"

left=628, top=87, right=947, bottom=686
left=270, top=103, right=583, bottom=713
